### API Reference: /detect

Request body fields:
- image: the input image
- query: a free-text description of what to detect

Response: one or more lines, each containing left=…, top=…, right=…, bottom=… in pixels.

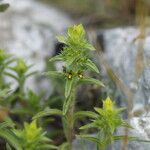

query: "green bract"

left=13, top=59, right=28, bottom=76
left=50, top=24, right=98, bottom=74
left=13, top=120, right=57, bottom=150
left=78, top=97, right=133, bottom=150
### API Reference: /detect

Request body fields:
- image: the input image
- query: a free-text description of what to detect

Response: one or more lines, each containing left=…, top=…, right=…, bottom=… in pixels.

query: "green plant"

left=11, top=90, right=45, bottom=116
left=34, top=24, right=104, bottom=149
left=0, top=49, right=15, bottom=89
left=7, top=59, right=37, bottom=94
left=13, top=120, right=57, bottom=150
left=0, top=24, right=149, bottom=150
left=77, top=97, right=134, bottom=150
left=0, top=119, right=22, bottom=150
left=0, top=119, right=57, bottom=150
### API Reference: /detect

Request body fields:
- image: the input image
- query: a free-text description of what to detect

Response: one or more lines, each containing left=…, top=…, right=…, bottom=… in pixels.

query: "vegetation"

left=0, top=2, right=149, bottom=149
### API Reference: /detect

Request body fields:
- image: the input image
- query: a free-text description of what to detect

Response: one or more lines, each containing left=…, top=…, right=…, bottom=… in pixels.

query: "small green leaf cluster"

left=0, top=119, right=57, bottom=150
left=78, top=97, right=133, bottom=149
left=48, top=24, right=103, bottom=101
left=11, top=90, right=46, bottom=116
left=13, top=120, right=57, bottom=150
left=56, top=24, right=96, bottom=72
left=49, top=24, right=99, bottom=81
left=0, top=50, right=15, bottom=89
left=6, top=59, right=37, bottom=92
left=0, top=119, right=22, bottom=150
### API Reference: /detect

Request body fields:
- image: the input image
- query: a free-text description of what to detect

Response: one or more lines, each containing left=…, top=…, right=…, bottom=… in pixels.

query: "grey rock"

left=0, top=0, right=72, bottom=93
left=97, top=27, right=150, bottom=150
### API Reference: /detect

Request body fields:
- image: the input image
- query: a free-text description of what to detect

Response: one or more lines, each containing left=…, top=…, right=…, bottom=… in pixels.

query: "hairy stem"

left=63, top=87, right=76, bottom=150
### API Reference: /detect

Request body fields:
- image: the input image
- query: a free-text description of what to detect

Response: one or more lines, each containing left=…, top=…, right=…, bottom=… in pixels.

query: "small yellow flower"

left=68, top=74, right=72, bottom=79
left=78, top=74, right=83, bottom=79
left=103, top=97, right=114, bottom=110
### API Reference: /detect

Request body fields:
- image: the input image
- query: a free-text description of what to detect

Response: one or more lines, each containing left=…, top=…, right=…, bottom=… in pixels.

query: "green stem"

left=63, top=87, right=76, bottom=150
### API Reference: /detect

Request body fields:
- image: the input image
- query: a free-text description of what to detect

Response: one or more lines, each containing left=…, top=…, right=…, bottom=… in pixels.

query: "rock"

left=0, top=0, right=72, bottom=93
left=96, top=27, right=150, bottom=149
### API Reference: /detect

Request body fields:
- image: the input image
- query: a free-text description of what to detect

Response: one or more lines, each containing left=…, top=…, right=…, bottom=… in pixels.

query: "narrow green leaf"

left=56, top=35, right=66, bottom=44
left=121, top=121, right=133, bottom=129
left=79, top=77, right=104, bottom=87
left=113, top=135, right=137, bottom=141
left=135, top=139, right=150, bottom=143
left=0, top=88, right=10, bottom=98
left=79, top=123, right=96, bottom=130
left=85, top=59, right=99, bottom=73
left=0, top=129, right=22, bottom=150
left=59, top=142, right=69, bottom=150
left=86, top=43, right=96, bottom=51
left=65, top=79, right=74, bottom=98
left=94, top=107, right=103, bottom=115
left=74, top=111, right=98, bottom=121
left=5, top=58, right=16, bottom=66
left=25, top=71, right=38, bottom=78
left=116, top=107, right=126, bottom=113
left=0, top=4, right=9, bottom=12
left=6, top=143, right=12, bottom=150
left=114, top=135, right=150, bottom=143
left=49, top=55, right=63, bottom=62
left=45, top=71, right=64, bottom=78
left=4, top=72, right=19, bottom=81
left=76, top=134, right=100, bottom=145
left=33, top=108, right=63, bottom=120
left=0, top=121, right=14, bottom=130
left=11, top=108, right=33, bottom=115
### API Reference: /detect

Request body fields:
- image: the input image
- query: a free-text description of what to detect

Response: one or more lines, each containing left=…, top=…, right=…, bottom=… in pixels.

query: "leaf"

left=85, top=43, right=96, bottom=51
left=45, top=71, right=64, bottom=78
left=25, top=71, right=38, bottom=78
left=4, top=72, right=19, bottom=81
left=0, top=129, right=22, bottom=150
left=79, top=77, right=104, bottom=87
left=11, top=108, right=33, bottom=115
left=5, top=58, right=16, bottom=66
left=121, top=121, right=133, bottom=129
left=79, top=122, right=96, bottom=130
left=56, top=36, right=66, bottom=44
left=135, top=139, right=150, bottom=143
left=0, top=88, right=10, bottom=98
left=113, top=135, right=137, bottom=141
left=76, top=134, right=100, bottom=145
left=33, top=108, right=63, bottom=120
left=49, top=55, right=63, bottom=62
left=0, top=120, right=14, bottom=129
left=65, top=79, right=74, bottom=98
left=74, top=111, right=98, bottom=121
left=0, top=3, right=9, bottom=12
left=94, top=107, right=103, bottom=115
left=59, top=142, right=69, bottom=150
left=6, top=143, right=12, bottom=150
left=85, top=59, right=99, bottom=73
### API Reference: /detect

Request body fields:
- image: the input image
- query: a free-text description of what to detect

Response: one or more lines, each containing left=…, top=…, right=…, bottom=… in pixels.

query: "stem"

left=97, top=145, right=105, bottom=150
left=63, top=87, right=76, bottom=150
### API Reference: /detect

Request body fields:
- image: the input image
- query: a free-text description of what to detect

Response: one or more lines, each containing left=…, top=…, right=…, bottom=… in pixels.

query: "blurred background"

left=0, top=0, right=150, bottom=149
